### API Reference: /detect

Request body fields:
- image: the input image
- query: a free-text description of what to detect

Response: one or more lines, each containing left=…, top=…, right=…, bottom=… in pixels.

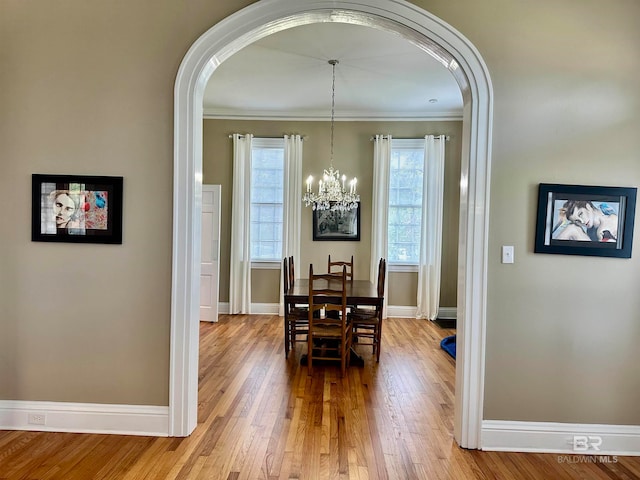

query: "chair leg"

left=372, top=326, right=377, bottom=355
left=345, top=341, right=350, bottom=372
left=290, top=321, right=296, bottom=356
left=375, top=321, right=382, bottom=363
left=340, top=343, right=346, bottom=378
left=307, top=333, right=313, bottom=376
left=284, top=318, right=290, bottom=358
left=341, top=330, right=352, bottom=377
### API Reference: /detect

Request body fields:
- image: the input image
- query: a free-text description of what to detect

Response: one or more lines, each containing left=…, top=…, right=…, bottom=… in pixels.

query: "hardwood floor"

left=1, top=315, right=639, bottom=479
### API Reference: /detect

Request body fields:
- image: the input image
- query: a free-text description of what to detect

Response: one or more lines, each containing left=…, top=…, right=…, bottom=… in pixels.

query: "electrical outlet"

left=28, top=413, right=46, bottom=425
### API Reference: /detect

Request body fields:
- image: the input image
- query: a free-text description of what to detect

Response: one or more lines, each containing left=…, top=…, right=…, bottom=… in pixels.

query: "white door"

left=200, top=185, right=221, bottom=322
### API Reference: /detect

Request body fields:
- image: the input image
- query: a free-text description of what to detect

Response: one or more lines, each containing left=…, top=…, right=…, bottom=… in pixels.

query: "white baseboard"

left=216, top=302, right=277, bottom=315
left=250, top=303, right=280, bottom=315
left=385, top=306, right=456, bottom=319
left=219, top=302, right=230, bottom=314
left=0, top=400, right=169, bottom=436
left=437, top=307, right=457, bottom=319
left=387, top=305, right=416, bottom=317
left=482, top=420, right=640, bottom=456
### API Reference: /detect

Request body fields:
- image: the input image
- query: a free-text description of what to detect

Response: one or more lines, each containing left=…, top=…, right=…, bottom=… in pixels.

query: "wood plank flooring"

left=1, top=315, right=639, bottom=479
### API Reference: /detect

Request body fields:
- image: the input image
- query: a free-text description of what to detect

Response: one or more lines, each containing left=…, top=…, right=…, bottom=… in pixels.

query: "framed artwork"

left=534, top=183, right=637, bottom=258
left=312, top=203, right=360, bottom=241
left=32, top=174, right=123, bottom=244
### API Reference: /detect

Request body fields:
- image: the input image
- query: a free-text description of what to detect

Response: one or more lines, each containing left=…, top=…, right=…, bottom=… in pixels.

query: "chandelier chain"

left=330, top=59, right=336, bottom=168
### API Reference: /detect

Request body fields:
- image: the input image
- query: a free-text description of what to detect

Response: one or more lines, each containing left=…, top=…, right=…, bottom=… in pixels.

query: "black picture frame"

left=534, top=183, right=636, bottom=258
left=312, top=203, right=361, bottom=241
left=32, top=174, right=123, bottom=244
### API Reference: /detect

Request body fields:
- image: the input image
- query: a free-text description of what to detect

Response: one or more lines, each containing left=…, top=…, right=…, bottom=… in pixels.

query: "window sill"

left=251, top=261, right=281, bottom=270
left=388, top=263, right=418, bottom=273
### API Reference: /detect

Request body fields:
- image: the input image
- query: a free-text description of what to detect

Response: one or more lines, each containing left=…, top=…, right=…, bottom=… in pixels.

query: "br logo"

left=573, top=435, right=602, bottom=451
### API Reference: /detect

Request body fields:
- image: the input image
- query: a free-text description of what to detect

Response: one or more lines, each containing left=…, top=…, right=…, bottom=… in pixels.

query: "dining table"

left=284, top=278, right=383, bottom=366
left=285, top=278, right=381, bottom=308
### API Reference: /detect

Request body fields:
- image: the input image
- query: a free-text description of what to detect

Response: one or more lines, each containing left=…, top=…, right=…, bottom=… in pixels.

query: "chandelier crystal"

left=303, top=60, right=360, bottom=212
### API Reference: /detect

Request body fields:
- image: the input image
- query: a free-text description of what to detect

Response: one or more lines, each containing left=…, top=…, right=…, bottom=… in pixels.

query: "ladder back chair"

left=283, top=257, right=308, bottom=358
left=349, top=258, right=386, bottom=362
left=328, top=254, right=353, bottom=282
left=307, top=264, right=352, bottom=377
left=288, top=256, right=296, bottom=290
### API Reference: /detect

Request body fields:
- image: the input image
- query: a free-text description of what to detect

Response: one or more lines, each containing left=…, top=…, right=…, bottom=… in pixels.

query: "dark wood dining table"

left=284, top=278, right=382, bottom=309
left=284, top=278, right=383, bottom=365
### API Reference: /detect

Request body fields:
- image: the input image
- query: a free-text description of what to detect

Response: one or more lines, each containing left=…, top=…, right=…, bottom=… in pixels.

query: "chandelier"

left=303, top=60, right=360, bottom=212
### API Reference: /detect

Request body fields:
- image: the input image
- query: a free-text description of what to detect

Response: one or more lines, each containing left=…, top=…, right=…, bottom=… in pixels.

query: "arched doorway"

left=171, top=0, right=492, bottom=449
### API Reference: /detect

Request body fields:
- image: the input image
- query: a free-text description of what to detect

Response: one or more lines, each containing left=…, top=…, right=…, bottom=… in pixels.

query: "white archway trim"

left=171, top=0, right=493, bottom=448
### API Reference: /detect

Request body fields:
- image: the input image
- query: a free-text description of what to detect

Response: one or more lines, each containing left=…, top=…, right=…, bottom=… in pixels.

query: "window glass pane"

left=250, top=141, right=284, bottom=261
left=387, top=141, right=424, bottom=264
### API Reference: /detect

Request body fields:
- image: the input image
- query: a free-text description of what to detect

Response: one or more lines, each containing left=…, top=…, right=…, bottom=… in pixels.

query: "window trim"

left=392, top=138, right=425, bottom=149
left=250, top=137, right=285, bottom=262
left=387, top=138, right=425, bottom=266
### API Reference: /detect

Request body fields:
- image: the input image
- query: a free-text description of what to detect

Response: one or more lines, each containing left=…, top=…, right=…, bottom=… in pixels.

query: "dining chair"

left=289, top=256, right=310, bottom=314
left=349, top=258, right=386, bottom=362
left=307, top=264, right=352, bottom=377
left=288, top=256, right=296, bottom=288
left=283, top=257, right=308, bottom=358
left=328, top=254, right=353, bottom=282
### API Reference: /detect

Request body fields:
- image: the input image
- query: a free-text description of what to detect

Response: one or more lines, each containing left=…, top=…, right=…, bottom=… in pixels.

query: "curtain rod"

left=228, top=134, right=307, bottom=139
left=370, top=135, right=450, bottom=141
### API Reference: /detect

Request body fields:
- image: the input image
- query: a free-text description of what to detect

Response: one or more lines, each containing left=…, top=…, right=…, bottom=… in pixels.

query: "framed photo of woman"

left=31, top=174, right=123, bottom=244
left=534, top=183, right=637, bottom=258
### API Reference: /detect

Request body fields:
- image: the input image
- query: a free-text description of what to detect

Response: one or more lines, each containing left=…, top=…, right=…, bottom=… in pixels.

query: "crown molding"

left=203, top=109, right=463, bottom=122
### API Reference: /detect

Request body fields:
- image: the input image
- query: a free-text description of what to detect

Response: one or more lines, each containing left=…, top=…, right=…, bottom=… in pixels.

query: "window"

left=250, top=138, right=284, bottom=262
left=388, top=139, right=425, bottom=264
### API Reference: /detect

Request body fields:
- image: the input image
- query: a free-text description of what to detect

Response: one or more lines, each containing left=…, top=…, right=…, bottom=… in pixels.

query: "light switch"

left=501, top=245, right=514, bottom=264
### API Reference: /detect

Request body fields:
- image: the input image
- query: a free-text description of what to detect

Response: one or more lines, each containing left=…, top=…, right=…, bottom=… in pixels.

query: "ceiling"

left=203, top=23, right=463, bottom=121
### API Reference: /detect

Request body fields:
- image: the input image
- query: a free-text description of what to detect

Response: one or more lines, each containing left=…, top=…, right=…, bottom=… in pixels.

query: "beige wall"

left=2, top=0, right=640, bottom=426
left=203, top=119, right=462, bottom=307
left=427, top=0, right=640, bottom=423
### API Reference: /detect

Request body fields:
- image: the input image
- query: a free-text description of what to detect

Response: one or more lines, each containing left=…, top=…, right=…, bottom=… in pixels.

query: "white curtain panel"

left=371, top=135, right=391, bottom=319
left=229, top=133, right=253, bottom=314
left=416, top=135, right=446, bottom=320
left=279, top=134, right=303, bottom=315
